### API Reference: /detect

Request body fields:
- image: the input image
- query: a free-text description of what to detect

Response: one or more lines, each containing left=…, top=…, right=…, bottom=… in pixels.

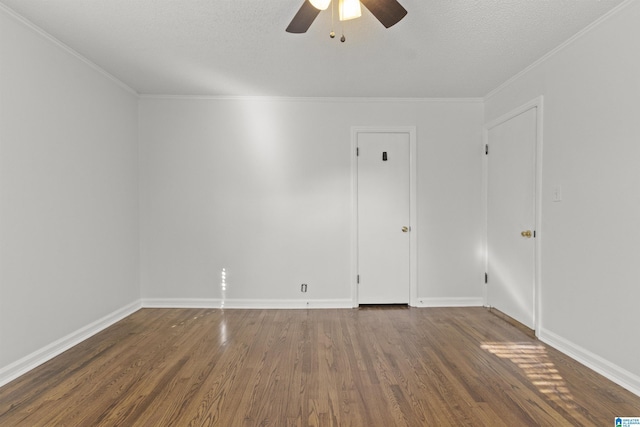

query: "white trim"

left=142, top=298, right=221, bottom=308
left=350, top=126, right=418, bottom=307
left=142, top=298, right=353, bottom=309
left=414, top=297, right=484, bottom=308
left=350, top=129, right=359, bottom=308
left=0, top=300, right=141, bottom=388
left=0, top=3, right=138, bottom=96
left=539, top=328, right=640, bottom=397
left=138, top=94, right=484, bottom=103
left=483, top=96, right=544, bottom=334
left=484, top=0, right=636, bottom=101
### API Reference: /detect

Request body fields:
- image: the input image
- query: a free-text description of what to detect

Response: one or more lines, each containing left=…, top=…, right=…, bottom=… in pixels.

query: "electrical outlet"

left=301, top=283, right=308, bottom=293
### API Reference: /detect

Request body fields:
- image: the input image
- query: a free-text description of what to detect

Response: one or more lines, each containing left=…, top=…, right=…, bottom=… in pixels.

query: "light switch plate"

left=553, top=185, right=562, bottom=202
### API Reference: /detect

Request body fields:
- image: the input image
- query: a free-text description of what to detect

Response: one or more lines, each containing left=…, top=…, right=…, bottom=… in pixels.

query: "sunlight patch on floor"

left=481, top=342, right=576, bottom=409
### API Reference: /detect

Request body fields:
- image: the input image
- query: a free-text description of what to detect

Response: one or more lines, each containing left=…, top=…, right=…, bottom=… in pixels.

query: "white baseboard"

left=539, top=328, right=640, bottom=397
left=142, top=298, right=354, bottom=309
left=0, top=300, right=141, bottom=388
left=414, top=297, right=484, bottom=307
left=141, top=298, right=221, bottom=308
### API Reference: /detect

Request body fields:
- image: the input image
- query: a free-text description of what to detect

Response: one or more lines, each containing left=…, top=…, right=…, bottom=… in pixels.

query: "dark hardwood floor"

left=0, top=307, right=638, bottom=426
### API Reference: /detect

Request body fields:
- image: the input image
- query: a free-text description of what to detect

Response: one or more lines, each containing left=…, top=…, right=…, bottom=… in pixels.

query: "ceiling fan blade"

left=286, top=0, right=322, bottom=33
left=360, top=0, right=407, bottom=28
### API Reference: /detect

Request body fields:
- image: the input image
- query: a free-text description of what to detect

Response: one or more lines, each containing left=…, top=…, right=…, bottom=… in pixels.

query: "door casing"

left=483, top=96, right=544, bottom=333
left=351, top=126, right=417, bottom=307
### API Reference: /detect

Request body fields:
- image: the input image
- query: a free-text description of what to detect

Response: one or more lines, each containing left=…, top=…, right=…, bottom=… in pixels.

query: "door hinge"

left=357, top=275, right=360, bottom=284
left=485, top=272, right=488, bottom=284
left=485, top=144, right=489, bottom=155
left=356, top=147, right=359, bottom=156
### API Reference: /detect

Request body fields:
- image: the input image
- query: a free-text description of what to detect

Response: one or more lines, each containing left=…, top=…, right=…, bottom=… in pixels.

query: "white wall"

left=0, top=8, right=140, bottom=376
left=139, top=97, right=484, bottom=307
left=485, top=0, right=640, bottom=392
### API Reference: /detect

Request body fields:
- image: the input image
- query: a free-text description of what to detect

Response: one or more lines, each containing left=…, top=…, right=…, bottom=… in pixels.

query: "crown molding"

left=484, top=0, right=637, bottom=101
left=138, top=94, right=484, bottom=103
left=0, top=3, right=138, bottom=97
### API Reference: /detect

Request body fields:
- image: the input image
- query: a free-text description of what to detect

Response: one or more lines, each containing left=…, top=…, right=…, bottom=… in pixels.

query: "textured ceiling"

left=0, top=0, right=626, bottom=97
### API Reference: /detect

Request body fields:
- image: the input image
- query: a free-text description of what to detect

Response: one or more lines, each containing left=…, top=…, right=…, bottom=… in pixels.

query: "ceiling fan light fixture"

left=339, top=0, right=362, bottom=21
left=286, top=0, right=406, bottom=34
left=309, top=0, right=331, bottom=11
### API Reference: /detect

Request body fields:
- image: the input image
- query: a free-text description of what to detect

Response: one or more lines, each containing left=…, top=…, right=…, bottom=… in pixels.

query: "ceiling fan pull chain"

left=330, top=0, right=336, bottom=38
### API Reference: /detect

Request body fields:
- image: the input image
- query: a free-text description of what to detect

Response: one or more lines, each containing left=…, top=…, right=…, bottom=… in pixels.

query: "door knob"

left=402, top=226, right=409, bottom=233
left=521, top=230, right=532, bottom=238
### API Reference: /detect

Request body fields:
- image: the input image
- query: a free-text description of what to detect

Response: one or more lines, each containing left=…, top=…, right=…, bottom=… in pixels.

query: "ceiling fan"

left=286, top=0, right=407, bottom=34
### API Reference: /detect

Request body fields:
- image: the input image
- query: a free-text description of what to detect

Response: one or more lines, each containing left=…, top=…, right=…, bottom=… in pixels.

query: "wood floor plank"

left=1, top=307, right=639, bottom=426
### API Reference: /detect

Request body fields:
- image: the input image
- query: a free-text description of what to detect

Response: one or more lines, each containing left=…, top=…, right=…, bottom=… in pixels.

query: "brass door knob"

left=402, top=226, right=409, bottom=233
left=521, top=230, right=532, bottom=238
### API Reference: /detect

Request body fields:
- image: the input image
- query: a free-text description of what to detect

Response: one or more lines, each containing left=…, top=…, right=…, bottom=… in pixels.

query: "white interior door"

left=357, top=132, right=410, bottom=304
left=487, top=107, right=537, bottom=329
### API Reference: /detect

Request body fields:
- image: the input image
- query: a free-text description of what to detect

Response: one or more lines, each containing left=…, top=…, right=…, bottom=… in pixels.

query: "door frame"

left=482, top=96, right=544, bottom=333
left=350, top=126, right=418, bottom=307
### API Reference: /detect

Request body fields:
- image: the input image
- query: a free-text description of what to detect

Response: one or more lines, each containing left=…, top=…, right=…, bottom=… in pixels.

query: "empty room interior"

left=1, top=0, right=640, bottom=425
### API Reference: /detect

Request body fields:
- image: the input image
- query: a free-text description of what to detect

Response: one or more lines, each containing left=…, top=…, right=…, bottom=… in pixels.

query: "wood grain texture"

left=1, top=307, right=638, bottom=426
